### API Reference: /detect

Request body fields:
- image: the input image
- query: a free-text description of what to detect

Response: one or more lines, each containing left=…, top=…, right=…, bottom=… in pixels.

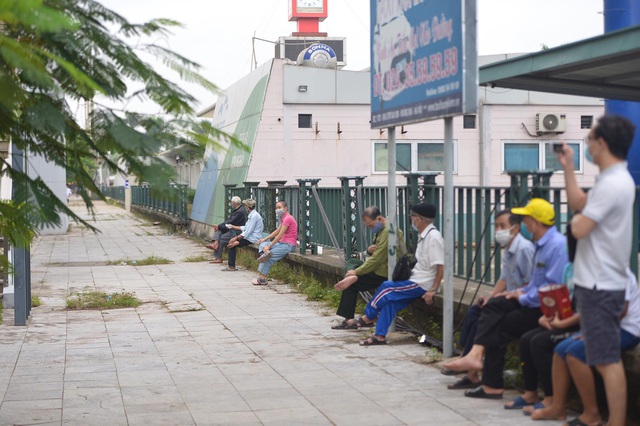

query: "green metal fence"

left=129, top=184, right=188, bottom=221
left=106, top=172, right=640, bottom=282
left=101, top=185, right=124, bottom=202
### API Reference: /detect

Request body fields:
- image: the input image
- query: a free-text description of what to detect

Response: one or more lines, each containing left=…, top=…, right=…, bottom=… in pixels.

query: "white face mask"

left=495, top=227, right=514, bottom=247
left=275, top=208, right=285, bottom=218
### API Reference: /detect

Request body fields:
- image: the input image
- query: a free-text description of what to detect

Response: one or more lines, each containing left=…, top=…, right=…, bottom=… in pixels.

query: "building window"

left=417, top=143, right=444, bottom=171
left=503, top=140, right=582, bottom=172
left=374, top=142, right=412, bottom=173
left=463, top=115, right=476, bottom=129
left=580, top=115, right=593, bottom=129
left=373, top=140, right=455, bottom=173
left=298, top=114, right=312, bottom=128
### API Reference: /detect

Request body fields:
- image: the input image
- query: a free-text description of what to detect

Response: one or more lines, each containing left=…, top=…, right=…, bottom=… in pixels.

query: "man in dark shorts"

left=557, top=114, right=636, bottom=426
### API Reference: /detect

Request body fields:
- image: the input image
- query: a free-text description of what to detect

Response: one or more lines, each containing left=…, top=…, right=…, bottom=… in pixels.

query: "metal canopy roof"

left=479, top=25, right=640, bottom=102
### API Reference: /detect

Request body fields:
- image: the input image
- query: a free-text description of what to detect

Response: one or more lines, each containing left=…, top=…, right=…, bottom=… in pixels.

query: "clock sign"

left=289, top=0, right=328, bottom=20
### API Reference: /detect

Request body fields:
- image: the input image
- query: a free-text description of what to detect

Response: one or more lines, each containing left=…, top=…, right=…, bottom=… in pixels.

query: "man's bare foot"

left=530, top=406, right=566, bottom=421
left=442, top=356, right=483, bottom=373
left=334, top=275, right=358, bottom=290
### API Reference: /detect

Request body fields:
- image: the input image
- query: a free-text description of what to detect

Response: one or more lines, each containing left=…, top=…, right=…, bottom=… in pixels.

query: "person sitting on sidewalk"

left=223, top=198, right=264, bottom=271
left=442, top=198, right=568, bottom=400
left=252, top=200, right=297, bottom=286
left=446, top=210, right=534, bottom=390
left=530, top=269, right=640, bottom=425
left=332, top=206, right=403, bottom=330
left=206, top=196, right=246, bottom=264
left=344, top=203, right=444, bottom=346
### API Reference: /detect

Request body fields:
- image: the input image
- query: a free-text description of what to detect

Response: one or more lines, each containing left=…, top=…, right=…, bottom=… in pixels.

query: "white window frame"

left=501, top=139, right=583, bottom=174
left=371, top=139, right=457, bottom=174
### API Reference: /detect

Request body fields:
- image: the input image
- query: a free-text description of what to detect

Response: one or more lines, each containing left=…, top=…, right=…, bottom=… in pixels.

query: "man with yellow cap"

left=442, top=198, right=568, bottom=402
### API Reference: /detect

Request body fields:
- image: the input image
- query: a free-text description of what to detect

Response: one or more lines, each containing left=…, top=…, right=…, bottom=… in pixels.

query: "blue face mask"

left=411, top=224, right=418, bottom=232
left=585, top=146, right=594, bottom=163
left=520, top=222, right=532, bottom=240
left=371, top=222, right=383, bottom=234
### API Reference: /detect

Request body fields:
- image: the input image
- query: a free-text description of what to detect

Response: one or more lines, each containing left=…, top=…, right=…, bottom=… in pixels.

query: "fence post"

left=266, top=181, right=287, bottom=232
left=242, top=181, right=260, bottom=201
left=508, top=172, right=530, bottom=207
left=338, top=176, right=366, bottom=259
left=179, top=184, right=188, bottom=221
left=223, top=184, right=237, bottom=217
left=296, top=179, right=321, bottom=255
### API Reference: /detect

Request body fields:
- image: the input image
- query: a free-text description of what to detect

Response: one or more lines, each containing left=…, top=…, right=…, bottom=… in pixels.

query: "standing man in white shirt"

left=557, top=114, right=636, bottom=426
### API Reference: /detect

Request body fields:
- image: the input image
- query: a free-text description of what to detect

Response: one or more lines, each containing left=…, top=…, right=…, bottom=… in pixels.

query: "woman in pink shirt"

left=252, top=200, right=298, bottom=285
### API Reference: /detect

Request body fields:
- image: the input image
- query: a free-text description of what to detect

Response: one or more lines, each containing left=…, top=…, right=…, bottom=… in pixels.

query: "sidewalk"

left=0, top=201, right=565, bottom=425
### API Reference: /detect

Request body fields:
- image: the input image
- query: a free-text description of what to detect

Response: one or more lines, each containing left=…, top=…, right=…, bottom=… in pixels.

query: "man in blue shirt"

left=443, top=198, right=568, bottom=399
left=224, top=199, right=264, bottom=271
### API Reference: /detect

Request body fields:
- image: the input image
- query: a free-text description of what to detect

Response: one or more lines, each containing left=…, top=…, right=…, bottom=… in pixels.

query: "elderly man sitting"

left=205, top=196, right=246, bottom=264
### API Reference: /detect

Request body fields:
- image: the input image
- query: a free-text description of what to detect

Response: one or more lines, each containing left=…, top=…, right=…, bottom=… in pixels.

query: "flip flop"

left=504, top=395, right=536, bottom=409
left=252, top=278, right=268, bottom=286
left=447, top=376, right=480, bottom=390
left=359, top=336, right=387, bottom=346
left=209, top=258, right=223, bottom=264
left=440, top=366, right=468, bottom=376
left=220, top=267, right=237, bottom=271
left=464, top=385, right=503, bottom=399
left=523, top=402, right=545, bottom=416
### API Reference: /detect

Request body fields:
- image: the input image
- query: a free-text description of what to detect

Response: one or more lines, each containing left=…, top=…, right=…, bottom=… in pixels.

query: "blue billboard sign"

left=370, top=0, right=477, bottom=128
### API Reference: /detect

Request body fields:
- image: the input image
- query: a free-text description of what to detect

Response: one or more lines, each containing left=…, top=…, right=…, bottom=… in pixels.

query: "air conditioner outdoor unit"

left=536, top=113, right=567, bottom=134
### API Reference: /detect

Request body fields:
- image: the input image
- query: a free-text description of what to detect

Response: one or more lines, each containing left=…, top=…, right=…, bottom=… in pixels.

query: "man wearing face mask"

left=445, top=210, right=535, bottom=390
left=331, top=206, right=403, bottom=330
left=443, top=198, right=568, bottom=399
left=340, top=203, right=444, bottom=345
left=556, top=115, right=636, bottom=426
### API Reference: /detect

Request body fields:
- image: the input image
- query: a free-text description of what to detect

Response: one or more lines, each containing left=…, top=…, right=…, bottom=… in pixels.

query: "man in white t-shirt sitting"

left=557, top=114, right=636, bottom=426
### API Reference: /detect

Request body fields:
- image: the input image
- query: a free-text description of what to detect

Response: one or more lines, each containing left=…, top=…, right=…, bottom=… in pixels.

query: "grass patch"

left=66, top=291, right=141, bottom=310
left=108, top=255, right=172, bottom=266
left=31, top=295, right=41, bottom=307
left=183, top=254, right=209, bottom=263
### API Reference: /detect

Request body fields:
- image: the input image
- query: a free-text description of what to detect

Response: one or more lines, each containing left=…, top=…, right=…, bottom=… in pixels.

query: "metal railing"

left=101, top=185, right=124, bottom=202
left=105, top=172, right=640, bottom=281
left=126, top=184, right=188, bottom=222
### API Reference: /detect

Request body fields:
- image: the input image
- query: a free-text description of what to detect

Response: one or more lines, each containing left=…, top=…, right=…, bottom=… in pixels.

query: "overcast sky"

left=97, top=0, right=605, bottom=115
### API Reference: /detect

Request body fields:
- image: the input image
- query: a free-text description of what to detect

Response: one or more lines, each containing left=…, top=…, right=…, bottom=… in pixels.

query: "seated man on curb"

left=446, top=210, right=534, bottom=390
left=206, top=196, right=246, bottom=263
left=441, top=198, right=568, bottom=400
left=332, top=206, right=403, bottom=330
left=223, top=198, right=263, bottom=271
left=344, top=203, right=444, bottom=346
left=530, top=269, right=640, bottom=425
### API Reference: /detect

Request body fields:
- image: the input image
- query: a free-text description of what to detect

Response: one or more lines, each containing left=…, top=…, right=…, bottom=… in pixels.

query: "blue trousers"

left=257, top=241, right=296, bottom=276
left=364, top=280, right=426, bottom=337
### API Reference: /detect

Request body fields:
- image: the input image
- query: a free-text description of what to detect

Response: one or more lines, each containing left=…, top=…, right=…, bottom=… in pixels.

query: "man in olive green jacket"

left=331, top=206, right=403, bottom=330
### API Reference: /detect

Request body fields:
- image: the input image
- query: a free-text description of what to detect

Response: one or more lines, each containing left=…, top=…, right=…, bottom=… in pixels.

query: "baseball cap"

left=511, top=198, right=555, bottom=226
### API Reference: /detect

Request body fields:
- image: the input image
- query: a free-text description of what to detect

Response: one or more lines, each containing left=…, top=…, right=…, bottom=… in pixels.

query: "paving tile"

left=0, top=201, right=574, bottom=426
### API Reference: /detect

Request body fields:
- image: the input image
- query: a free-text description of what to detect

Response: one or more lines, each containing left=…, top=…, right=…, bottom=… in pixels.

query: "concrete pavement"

left=0, top=201, right=566, bottom=425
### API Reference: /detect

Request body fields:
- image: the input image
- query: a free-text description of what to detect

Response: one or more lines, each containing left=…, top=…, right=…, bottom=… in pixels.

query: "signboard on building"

left=370, top=0, right=477, bottom=128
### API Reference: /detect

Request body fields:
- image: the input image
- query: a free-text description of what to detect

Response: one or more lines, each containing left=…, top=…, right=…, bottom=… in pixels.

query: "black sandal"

left=360, top=336, right=387, bottom=346
left=352, top=316, right=374, bottom=330
left=331, top=320, right=350, bottom=330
